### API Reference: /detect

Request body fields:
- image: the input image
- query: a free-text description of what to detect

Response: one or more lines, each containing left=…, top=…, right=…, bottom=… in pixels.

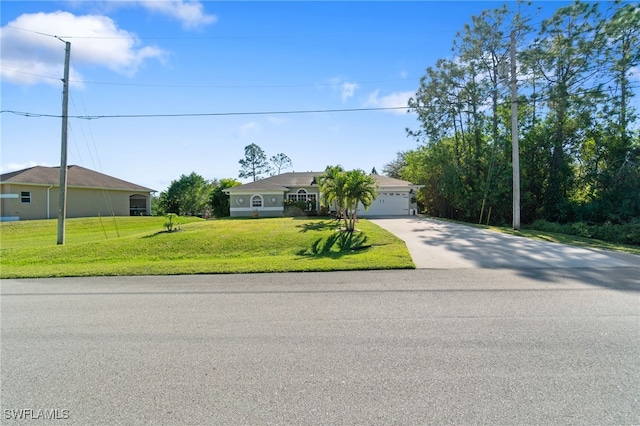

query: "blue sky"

left=2, top=1, right=566, bottom=192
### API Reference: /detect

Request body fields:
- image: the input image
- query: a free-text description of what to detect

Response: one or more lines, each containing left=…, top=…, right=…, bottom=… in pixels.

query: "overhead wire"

left=0, top=106, right=411, bottom=120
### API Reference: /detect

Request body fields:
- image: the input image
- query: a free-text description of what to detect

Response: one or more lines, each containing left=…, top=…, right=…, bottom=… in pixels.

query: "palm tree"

left=343, top=170, right=377, bottom=231
left=318, top=165, right=346, bottom=219
left=319, top=166, right=377, bottom=232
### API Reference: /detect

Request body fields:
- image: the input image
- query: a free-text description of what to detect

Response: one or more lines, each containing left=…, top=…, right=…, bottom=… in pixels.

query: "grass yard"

left=0, top=216, right=414, bottom=278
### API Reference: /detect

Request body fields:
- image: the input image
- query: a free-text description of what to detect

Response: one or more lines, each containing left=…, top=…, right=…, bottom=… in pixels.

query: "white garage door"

left=360, top=192, right=409, bottom=216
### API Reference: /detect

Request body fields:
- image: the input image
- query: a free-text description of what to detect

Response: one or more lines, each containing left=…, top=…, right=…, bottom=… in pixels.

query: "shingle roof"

left=227, top=172, right=419, bottom=192
left=370, top=174, right=420, bottom=187
left=228, top=172, right=320, bottom=192
left=0, top=165, right=154, bottom=192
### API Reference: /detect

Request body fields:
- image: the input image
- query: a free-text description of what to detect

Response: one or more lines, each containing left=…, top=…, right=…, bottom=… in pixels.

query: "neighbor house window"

left=251, top=195, right=263, bottom=207
left=20, top=191, right=31, bottom=203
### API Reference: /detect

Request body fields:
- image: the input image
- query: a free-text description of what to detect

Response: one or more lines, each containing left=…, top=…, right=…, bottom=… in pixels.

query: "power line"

left=0, top=106, right=410, bottom=120
left=4, top=25, right=58, bottom=39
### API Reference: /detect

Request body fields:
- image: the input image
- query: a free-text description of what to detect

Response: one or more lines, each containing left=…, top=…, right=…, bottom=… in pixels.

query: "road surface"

left=2, top=269, right=638, bottom=425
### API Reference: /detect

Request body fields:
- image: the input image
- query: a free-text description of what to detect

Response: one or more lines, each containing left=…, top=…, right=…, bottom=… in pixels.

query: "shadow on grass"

left=296, top=219, right=340, bottom=233
left=142, top=229, right=184, bottom=238
left=298, top=231, right=370, bottom=257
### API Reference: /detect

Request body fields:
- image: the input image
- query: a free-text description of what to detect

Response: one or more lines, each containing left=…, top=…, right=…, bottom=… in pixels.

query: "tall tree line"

left=400, top=1, right=639, bottom=225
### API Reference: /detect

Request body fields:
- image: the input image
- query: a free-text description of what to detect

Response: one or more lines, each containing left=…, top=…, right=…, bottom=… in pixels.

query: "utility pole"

left=57, top=40, right=70, bottom=245
left=510, top=30, right=520, bottom=231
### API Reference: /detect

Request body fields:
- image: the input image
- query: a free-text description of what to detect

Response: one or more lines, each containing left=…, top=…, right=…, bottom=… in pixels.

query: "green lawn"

left=0, top=216, right=414, bottom=278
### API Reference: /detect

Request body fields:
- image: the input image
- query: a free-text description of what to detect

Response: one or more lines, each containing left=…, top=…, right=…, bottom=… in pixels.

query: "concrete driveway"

left=370, top=217, right=640, bottom=269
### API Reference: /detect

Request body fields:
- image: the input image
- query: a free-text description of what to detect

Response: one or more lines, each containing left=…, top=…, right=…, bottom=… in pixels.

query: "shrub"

left=528, top=219, right=640, bottom=245
left=284, top=200, right=314, bottom=217
left=163, top=213, right=180, bottom=232
left=283, top=200, right=305, bottom=217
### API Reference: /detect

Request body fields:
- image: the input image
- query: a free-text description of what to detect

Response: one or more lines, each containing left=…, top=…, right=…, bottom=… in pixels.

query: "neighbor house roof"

left=226, top=172, right=420, bottom=193
left=0, top=165, right=154, bottom=192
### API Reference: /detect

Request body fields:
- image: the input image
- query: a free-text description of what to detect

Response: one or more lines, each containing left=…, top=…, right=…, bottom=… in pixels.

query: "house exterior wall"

left=1, top=183, right=151, bottom=220
left=1, top=184, right=54, bottom=220
left=67, top=187, right=130, bottom=218
left=229, top=192, right=285, bottom=217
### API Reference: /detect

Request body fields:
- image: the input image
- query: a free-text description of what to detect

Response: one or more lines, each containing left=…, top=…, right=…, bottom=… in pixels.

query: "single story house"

left=224, top=172, right=423, bottom=218
left=0, top=165, right=155, bottom=221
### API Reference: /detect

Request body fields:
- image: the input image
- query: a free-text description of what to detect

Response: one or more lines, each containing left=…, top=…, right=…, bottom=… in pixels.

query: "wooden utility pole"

left=57, top=41, right=70, bottom=245
left=510, top=30, right=520, bottom=231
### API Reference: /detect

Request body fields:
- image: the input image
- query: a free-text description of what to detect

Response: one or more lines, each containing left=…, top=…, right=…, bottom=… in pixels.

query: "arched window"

left=251, top=195, right=263, bottom=207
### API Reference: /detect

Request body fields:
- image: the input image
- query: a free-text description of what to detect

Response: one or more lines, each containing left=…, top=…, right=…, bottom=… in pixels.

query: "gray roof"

left=227, top=172, right=419, bottom=192
left=227, top=172, right=319, bottom=192
left=370, top=174, right=421, bottom=187
left=0, top=165, right=154, bottom=192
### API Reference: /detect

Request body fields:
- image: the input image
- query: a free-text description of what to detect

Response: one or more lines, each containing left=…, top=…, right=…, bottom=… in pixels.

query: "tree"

left=319, top=166, right=377, bottom=232
left=239, top=144, right=271, bottom=181
left=158, top=172, right=212, bottom=216
left=209, top=178, right=241, bottom=217
left=382, top=151, right=407, bottom=179
left=318, top=165, right=346, bottom=218
left=603, top=3, right=640, bottom=150
left=402, top=1, right=638, bottom=227
left=270, top=153, right=292, bottom=175
left=151, top=195, right=163, bottom=216
left=371, top=167, right=378, bottom=175
left=524, top=1, right=605, bottom=221
left=342, top=170, right=377, bottom=231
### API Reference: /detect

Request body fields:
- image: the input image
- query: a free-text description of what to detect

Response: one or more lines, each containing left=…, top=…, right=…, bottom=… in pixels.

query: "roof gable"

left=227, top=172, right=420, bottom=192
left=0, top=166, right=154, bottom=192
left=227, top=172, right=319, bottom=192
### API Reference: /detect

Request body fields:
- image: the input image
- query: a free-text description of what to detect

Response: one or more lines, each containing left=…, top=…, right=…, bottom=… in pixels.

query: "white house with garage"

left=224, top=172, right=423, bottom=218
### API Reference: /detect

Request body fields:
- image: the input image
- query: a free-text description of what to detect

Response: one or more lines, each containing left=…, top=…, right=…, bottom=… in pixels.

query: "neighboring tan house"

left=224, top=172, right=422, bottom=218
left=0, top=165, right=154, bottom=221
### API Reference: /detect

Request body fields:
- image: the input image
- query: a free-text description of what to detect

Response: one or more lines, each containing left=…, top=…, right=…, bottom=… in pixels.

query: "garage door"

left=360, top=192, right=409, bottom=216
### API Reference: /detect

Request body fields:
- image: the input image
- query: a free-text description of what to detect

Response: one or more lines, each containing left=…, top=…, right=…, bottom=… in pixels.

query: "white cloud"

left=327, top=77, right=359, bottom=102
left=0, top=12, right=166, bottom=86
left=340, top=82, right=359, bottom=102
left=268, top=116, right=287, bottom=125
left=365, top=90, right=414, bottom=115
left=238, top=121, right=260, bottom=136
left=137, top=1, right=217, bottom=30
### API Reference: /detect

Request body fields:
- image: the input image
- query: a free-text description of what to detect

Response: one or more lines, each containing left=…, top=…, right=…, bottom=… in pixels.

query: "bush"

left=163, top=213, right=181, bottom=232
left=284, top=200, right=308, bottom=217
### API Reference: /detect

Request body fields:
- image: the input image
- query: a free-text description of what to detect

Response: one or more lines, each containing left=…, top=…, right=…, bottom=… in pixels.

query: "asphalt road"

left=2, top=269, right=639, bottom=425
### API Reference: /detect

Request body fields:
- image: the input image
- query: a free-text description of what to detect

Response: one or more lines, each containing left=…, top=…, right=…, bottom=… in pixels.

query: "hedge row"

left=528, top=220, right=640, bottom=246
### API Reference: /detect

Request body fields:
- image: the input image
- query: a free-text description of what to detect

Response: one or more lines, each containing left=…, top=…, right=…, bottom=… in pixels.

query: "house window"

left=287, top=189, right=317, bottom=211
left=251, top=195, right=263, bottom=207
left=288, top=189, right=308, bottom=202
left=20, top=191, right=31, bottom=203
